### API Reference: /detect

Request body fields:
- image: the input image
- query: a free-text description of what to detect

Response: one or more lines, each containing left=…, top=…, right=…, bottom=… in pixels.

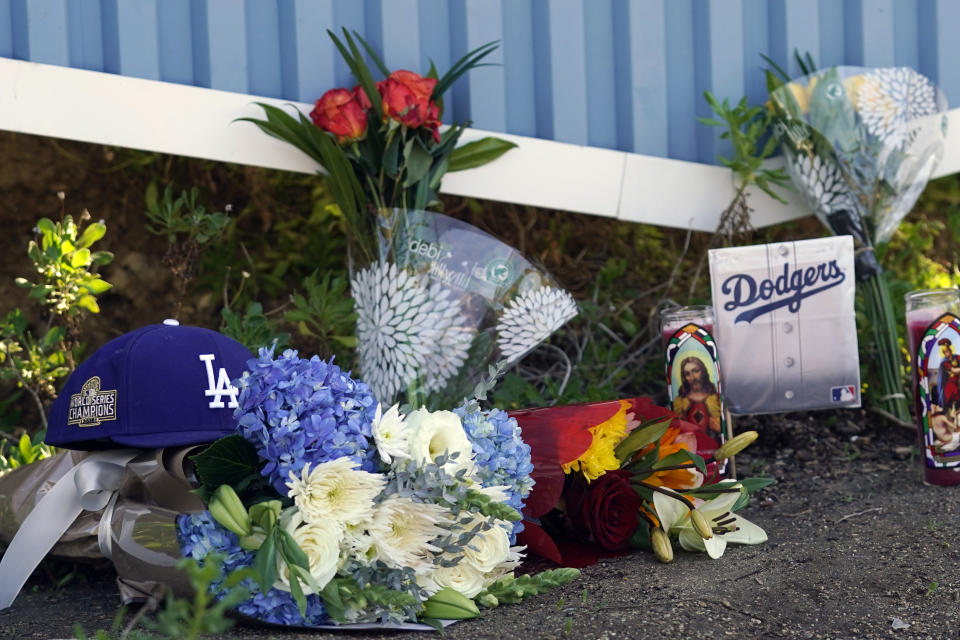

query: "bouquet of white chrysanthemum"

left=177, top=348, right=575, bottom=630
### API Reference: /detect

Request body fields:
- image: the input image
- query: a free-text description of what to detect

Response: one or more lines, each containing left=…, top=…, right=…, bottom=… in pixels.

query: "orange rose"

left=310, top=88, right=368, bottom=144
left=378, top=70, right=441, bottom=141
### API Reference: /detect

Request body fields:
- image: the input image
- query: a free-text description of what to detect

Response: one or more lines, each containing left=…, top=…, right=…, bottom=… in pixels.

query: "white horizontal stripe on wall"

left=1, top=58, right=957, bottom=232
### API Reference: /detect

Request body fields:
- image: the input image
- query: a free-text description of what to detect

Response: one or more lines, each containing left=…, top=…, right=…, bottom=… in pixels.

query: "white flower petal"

left=653, top=490, right=689, bottom=537
left=495, top=286, right=577, bottom=363
left=725, top=514, right=768, bottom=545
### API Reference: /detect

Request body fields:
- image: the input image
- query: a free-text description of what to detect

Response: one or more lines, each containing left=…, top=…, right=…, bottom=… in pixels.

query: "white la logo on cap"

left=199, top=354, right=239, bottom=409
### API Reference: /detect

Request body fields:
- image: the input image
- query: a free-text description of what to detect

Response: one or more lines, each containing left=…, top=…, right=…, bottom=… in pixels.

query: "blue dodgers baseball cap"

left=46, top=321, right=253, bottom=450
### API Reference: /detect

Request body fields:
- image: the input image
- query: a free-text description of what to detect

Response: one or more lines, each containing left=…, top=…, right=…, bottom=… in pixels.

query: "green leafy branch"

left=284, top=270, right=357, bottom=363
left=144, top=183, right=232, bottom=319
left=699, top=92, right=789, bottom=205
left=476, top=568, right=581, bottom=607
left=686, top=91, right=791, bottom=298
left=3, top=198, right=113, bottom=431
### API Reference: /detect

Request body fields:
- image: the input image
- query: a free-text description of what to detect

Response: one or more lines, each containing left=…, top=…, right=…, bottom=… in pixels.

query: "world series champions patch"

left=67, top=376, right=117, bottom=428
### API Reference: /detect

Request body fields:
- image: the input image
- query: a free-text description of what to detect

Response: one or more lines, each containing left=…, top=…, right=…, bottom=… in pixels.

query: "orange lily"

left=636, top=425, right=703, bottom=490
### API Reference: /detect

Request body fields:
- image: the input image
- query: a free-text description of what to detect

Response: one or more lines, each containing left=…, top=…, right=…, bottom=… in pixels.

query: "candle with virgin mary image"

left=661, top=305, right=729, bottom=477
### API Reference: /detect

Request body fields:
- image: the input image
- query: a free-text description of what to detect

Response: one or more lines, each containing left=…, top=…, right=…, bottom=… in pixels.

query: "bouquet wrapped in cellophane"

left=244, top=30, right=576, bottom=410
left=351, top=208, right=577, bottom=408
left=768, top=64, right=948, bottom=422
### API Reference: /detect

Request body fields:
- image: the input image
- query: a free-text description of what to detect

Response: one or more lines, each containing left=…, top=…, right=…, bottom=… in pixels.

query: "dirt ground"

left=2, top=409, right=958, bottom=640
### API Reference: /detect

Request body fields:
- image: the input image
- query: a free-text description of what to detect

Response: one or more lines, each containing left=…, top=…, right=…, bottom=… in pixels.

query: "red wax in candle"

left=906, top=311, right=960, bottom=486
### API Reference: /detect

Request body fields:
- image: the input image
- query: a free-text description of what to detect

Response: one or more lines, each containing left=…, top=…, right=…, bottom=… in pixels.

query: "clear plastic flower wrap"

left=769, top=66, right=948, bottom=422
left=771, top=66, right=947, bottom=252
left=350, top=209, right=577, bottom=408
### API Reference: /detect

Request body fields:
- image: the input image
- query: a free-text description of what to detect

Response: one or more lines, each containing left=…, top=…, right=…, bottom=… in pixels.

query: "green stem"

left=861, top=272, right=910, bottom=422
left=633, top=481, right=697, bottom=510
left=632, top=463, right=699, bottom=474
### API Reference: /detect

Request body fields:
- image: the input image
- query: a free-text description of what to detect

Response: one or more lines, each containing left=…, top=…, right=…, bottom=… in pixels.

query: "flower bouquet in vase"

left=767, top=64, right=948, bottom=422
left=244, top=30, right=576, bottom=407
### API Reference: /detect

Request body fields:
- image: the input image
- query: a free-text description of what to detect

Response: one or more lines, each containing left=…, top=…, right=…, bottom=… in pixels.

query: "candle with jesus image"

left=905, top=288, right=960, bottom=486
left=660, top=306, right=729, bottom=474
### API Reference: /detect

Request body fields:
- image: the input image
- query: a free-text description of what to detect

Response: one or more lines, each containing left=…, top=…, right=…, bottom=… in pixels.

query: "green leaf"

left=614, top=418, right=671, bottom=465
left=760, top=52, right=790, bottom=83
left=36, top=218, right=55, bottom=236
left=75, top=295, right=100, bottom=314
left=236, top=103, right=326, bottom=167
left=328, top=29, right=383, bottom=119
left=81, top=277, right=112, bottom=295
left=90, top=251, right=114, bottom=266
left=320, top=580, right=347, bottom=622
left=252, top=529, right=278, bottom=594
left=70, top=248, right=91, bottom=268
left=288, top=564, right=308, bottom=618
left=653, top=449, right=696, bottom=470
left=433, top=40, right=500, bottom=100
left=27, top=241, right=40, bottom=263
left=190, top=435, right=262, bottom=492
left=382, top=131, right=401, bottom=177
left=628, top=518, right=652, bottom=551
left=277, top=527, right=310, bottom=572
left=419, top=618, right=445, bottom=632
left=738, top=476, right=776, bottom=492
left=76, top=222, right=106, bottom=249
left=403, top=139, right=434, bottom=188
left=356, top=32, right=391, bottom=77
left=18, top=433, right=32, bottom=461
left=448, top=137, right=517, bottom=172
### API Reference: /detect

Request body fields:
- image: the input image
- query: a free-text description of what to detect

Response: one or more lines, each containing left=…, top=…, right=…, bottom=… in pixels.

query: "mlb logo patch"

left=832, top=385, right=856, bottom=403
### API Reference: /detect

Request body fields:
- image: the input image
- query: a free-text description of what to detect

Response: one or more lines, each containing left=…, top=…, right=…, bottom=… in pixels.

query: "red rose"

left=565, top=470, right=642, bottom=551
left=378, top=70, right=441, bottom=141
left=351, top=84, right=372, bottom=111
left=310, top=88, right=368, bottom=143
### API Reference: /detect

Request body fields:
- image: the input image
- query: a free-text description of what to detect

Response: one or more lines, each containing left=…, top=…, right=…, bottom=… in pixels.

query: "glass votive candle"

left=660, top=305, right=727, bottom=475
left=905, top=288, right=960, bottom=486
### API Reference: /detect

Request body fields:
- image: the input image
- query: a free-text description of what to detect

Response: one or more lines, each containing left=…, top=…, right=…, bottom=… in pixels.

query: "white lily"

left=653, top=485, right=766, bottom=559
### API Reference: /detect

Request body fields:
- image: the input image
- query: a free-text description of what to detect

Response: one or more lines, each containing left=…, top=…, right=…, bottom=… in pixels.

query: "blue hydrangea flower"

left=454, top=404, right=535, bottom=542
left=236, top=585, right=328, bottom=627
left=176, top=511, right=328, bottom=627
left=176, top=511, right=249, bottom=573
left=234, top=348, right=378, bottom=494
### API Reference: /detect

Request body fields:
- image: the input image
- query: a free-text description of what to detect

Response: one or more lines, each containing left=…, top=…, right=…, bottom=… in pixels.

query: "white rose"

left=372, top=403, right=413, bottom=464
left=461, top=517, right=511, bottom=574
left=276, top=510, right=342, bottom=593
left=285, top=457, right=384, bottom=526
left=406, top=408, right=475, bottom=476
left=422, top=558, right=486, bottom=599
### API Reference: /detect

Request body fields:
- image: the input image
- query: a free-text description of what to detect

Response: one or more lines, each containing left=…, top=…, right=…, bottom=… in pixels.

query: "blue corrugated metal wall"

left=1, top=0, right=957, bottom=165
